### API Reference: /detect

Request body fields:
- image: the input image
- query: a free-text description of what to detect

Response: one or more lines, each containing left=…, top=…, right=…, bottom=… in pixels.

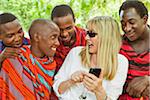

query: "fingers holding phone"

left=83, top=68, right=103, bottom=92
left=89, top=68, right=101, bottom=78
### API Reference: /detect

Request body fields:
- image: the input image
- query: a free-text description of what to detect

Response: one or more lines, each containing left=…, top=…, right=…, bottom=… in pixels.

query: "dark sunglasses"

left=87, top=31, right=97, bottom=38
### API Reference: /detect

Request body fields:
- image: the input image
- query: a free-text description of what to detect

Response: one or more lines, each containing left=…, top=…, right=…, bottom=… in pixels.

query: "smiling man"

left=51, top=4, right=86, bottom=74
left=0, top=13, right=30, bottom=69
left=119, top=1, right=150, bottom=100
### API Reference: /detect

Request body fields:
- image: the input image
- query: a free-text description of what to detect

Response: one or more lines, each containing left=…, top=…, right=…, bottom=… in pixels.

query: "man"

left=0, top=13, right=30, bottom=69
left=0, top=19, right=60, bottom=99
left=51, top=4, right=86, bottom=73
left=119, top=1, right=150, bottom=100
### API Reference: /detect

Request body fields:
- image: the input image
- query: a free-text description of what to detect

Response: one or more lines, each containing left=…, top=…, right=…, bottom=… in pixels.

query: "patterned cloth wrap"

left=0, top=45, right=56, bottom=100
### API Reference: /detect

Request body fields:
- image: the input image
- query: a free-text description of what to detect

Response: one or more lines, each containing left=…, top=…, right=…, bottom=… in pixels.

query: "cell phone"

left=89, top=68, right=101, bottom=77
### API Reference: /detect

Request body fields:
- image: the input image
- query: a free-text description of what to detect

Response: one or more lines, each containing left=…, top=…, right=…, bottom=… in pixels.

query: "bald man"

left=0, top=19, right=60, bottom=99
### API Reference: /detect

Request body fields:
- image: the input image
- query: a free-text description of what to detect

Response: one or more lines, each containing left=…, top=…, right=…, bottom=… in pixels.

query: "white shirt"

left=53, top=46, right=128, bottom=100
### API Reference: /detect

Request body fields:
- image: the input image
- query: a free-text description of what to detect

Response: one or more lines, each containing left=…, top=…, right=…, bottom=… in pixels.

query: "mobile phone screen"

left=89, top=68, right=101, bottom=77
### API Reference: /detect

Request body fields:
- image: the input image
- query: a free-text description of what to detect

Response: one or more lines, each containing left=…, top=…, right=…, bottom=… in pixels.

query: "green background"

left=0, top=0, right=150, bottom=37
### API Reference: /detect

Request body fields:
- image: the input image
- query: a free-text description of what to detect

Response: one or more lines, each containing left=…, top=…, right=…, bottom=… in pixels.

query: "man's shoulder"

left=75, top=26, right=85, bottom=30
left=75, top=26, right=86, bottom=34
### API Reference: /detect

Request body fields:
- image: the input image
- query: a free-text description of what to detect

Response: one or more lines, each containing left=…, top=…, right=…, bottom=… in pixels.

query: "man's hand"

left=0, top=47, right=20, bottom=66
left=126, top=76, right=149, bottom=98
left=142, top=78, right=150, bottom=99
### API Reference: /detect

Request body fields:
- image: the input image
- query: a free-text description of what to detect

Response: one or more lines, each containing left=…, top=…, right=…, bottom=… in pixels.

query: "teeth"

left=51, top=48, right=56, bottom=51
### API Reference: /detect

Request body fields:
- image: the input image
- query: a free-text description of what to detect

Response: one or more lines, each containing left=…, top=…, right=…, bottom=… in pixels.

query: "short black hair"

left=51, top=4, right=75, bottom=22
left=119, top=0, right=148, bottom=18
left=0, top=13, right=17, bottom=25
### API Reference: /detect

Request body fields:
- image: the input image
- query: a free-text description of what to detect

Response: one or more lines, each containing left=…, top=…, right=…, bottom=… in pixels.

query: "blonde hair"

left=80, top=16, right=121, bottom=80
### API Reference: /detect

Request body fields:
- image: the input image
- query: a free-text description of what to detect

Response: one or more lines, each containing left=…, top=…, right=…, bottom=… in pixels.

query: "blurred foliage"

left=0, top=0, right=150, bottom=33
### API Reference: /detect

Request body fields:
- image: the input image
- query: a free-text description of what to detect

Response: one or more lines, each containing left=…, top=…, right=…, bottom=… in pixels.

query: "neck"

left=139, top=25, right=150, bottom=41
left=90, top=54, right=97, bottom=67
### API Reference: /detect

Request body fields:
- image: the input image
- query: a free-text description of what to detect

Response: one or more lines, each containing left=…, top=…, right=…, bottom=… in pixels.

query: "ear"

left=33, top=32, right=40, bottom=42
left=142, top=15, right=148, bottom=24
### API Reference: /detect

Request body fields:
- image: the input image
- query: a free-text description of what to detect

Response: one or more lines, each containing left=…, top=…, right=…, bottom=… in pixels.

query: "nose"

left=60, top=30, right=68, bottom=37
left=55, top=38, right=60, bottom=47
left=124, top=23, right=132, bottom=33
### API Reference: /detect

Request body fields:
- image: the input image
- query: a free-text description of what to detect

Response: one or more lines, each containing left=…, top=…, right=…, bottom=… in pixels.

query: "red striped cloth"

left=0, top=45, right=56, bottom=100
left=119, top=36, right=150, bottom=100
left=54, top=26, right=86, bottom=73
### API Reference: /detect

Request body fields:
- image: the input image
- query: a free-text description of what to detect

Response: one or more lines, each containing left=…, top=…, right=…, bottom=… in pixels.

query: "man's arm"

left=126, top=75, right=149, bottom=98
left=0, top=47, right=20, bottom=70
left=142, top=76, right=150, bottom=99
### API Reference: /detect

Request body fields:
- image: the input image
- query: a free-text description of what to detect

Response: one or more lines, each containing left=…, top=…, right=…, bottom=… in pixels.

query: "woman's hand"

left=58, top=71, right=85, bottom=94
left=71, top=71, right=85, bottom=83
left=83, top=70, right=106, bottom=100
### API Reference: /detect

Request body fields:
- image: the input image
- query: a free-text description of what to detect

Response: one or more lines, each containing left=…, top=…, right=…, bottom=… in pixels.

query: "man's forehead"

left=1, top=19, right=20, bottom=25
left=0, top=19, right=20, bottom=28
left=120, top=8, right=140, bottom=20
left=53, top=15, right=74, bottom=24
left=0, top=19, right=21, bottom=33
left=38, top=26, right=59, bottom=36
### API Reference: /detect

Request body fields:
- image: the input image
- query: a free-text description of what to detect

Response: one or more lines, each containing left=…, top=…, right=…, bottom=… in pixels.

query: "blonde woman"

left=53, top=16, right=128, bottom=100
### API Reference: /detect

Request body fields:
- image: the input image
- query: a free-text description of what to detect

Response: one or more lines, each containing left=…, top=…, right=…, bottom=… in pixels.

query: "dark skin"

left=120, top=8, right=150, bottom=98
left=30, top=23, right=60, bottom=59
left=142, top=84, right=150, bottom=99
left=53, top=14, right=76, bottom=47
left=0, top=19, right=23, bottom=69
left=126, top=76, right=149, bottom=98
left=0, top=48, right=20, bottom=64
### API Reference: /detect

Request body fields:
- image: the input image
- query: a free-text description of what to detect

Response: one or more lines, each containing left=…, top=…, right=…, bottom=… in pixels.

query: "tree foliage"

left=0, top=0, right=150, bottom=32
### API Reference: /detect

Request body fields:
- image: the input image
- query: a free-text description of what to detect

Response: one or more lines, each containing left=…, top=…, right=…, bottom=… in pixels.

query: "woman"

left=53, top=16, right=128, bottom=100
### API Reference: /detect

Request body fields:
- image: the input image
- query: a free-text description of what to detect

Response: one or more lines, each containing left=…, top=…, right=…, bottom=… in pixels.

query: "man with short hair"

left=119, top=0, right=150, bottom=100
left=0, top=13, right=30, bottom=69
left=51, top=4, right=86, bottom=73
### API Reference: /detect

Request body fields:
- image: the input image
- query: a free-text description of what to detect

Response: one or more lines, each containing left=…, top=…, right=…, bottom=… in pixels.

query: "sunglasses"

left=87, top=31, right=97, bottom=38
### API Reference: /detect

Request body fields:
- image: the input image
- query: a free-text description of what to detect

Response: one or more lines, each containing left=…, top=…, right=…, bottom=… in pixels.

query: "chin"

left=89, top=51, right=96, bottom=54
left=47, top=53, right=55, bottom=58
left=128, top=37, right=137, bottom=41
